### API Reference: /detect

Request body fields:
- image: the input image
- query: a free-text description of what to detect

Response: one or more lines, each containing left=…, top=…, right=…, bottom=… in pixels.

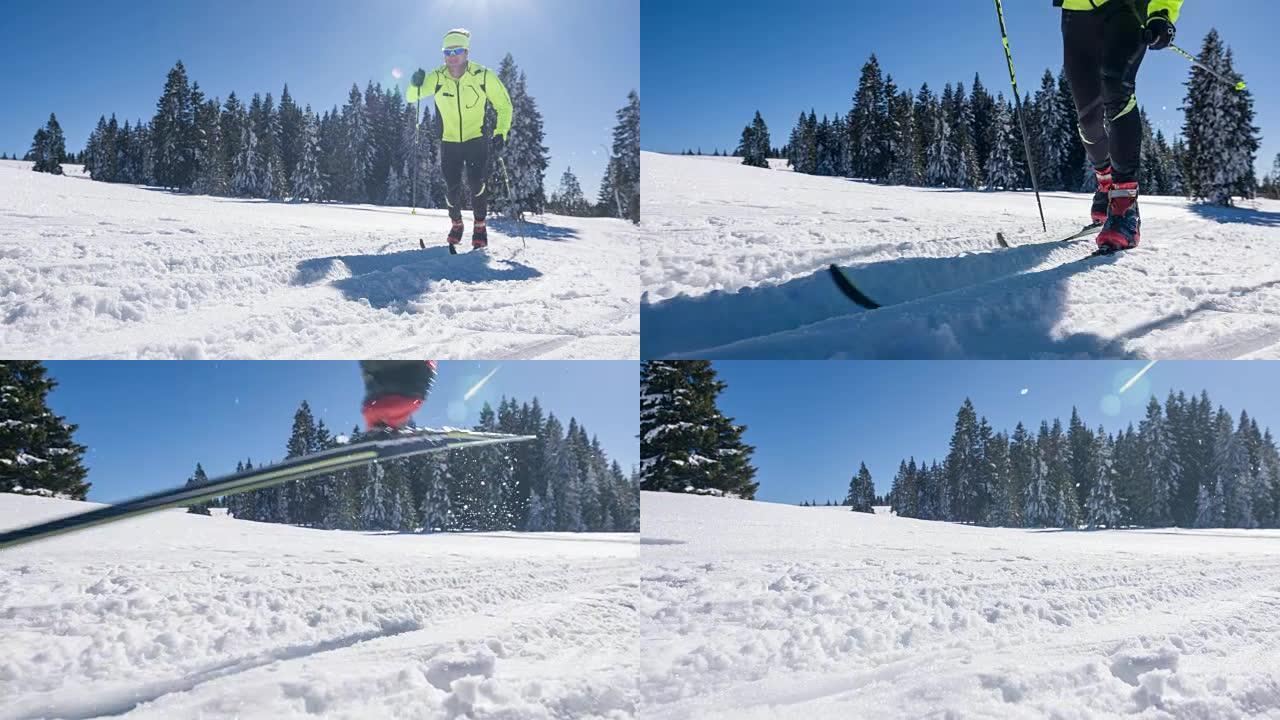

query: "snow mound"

left=640, top=491, right=1280, bottom=718
left=0, top=493, right=638, bottom=719
left=640, top=151, right=1280, bottom=359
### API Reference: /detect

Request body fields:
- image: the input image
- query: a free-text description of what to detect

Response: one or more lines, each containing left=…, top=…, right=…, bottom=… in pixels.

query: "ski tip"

left=996, top=232, right=1009, bottom=248
left=418, top=239, right=426, bottom=250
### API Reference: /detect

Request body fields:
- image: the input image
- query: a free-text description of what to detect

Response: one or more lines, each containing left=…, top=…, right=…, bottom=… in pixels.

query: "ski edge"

left=0, top=430, right=536, bottom=551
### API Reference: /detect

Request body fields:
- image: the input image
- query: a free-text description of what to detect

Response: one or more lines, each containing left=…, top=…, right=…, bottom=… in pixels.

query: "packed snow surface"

left=640, top=491, right=1280, bottom=719
left=640, top=153, right=1280, bottom=359
left=0, top=493, right=638, bottom=719
left=0, top=161, right=639, bottom=359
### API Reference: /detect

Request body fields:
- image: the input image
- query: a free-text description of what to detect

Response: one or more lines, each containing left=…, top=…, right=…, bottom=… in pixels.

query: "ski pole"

left=411, top=95, right=421, bottom=215
left=498, top=156, right=527, bottom=249
left=1168, top=43, right=1247, bottom=92
left=993, top=0, right=1047, bottom=233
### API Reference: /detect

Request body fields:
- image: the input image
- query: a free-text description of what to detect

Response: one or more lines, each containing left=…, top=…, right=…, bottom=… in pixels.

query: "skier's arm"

left=407, top=68, right=438, bottom=104
left=484, top=69, right=514, bottom=140
left=1148, top=0, right=1181, bottom=24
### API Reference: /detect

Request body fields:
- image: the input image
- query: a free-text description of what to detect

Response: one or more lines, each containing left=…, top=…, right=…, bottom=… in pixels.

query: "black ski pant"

left=1061, top=0, right=1148, bottom=184
left=441, top=137, right=489, bottom=222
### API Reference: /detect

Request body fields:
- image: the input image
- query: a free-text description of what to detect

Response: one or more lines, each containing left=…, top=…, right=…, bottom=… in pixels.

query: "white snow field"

left=0, top=160, right=639, bottom=359
left=640, top=491, right=1280, bottom=719
left=640, top=153, right=1280, bottom=359
left=0, top=493, right=638, bottom=719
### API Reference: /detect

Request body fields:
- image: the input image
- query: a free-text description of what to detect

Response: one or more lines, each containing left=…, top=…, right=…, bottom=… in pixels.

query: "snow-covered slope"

left=0, top=493, right=638, bottom=719
left=640, top=491, right=1280, bottom=718
left=640, top=152, right=1280, bottom=359
left=0, top=161, right=639, bottom=359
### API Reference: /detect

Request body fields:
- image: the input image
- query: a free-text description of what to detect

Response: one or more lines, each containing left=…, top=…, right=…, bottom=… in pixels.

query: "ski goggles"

left=443, top=47, right=467, bottom=57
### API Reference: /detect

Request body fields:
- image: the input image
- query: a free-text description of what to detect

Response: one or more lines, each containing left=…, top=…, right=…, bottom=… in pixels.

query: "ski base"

left=0, top=428, right=535, bottom=551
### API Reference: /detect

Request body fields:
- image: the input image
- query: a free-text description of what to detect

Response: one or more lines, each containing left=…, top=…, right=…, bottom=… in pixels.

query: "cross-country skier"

left=1058, top=0, right=1182, bottom=253
left=360, top=360, right=438, bottom=430
left=408, top=28, right=514, bottom=251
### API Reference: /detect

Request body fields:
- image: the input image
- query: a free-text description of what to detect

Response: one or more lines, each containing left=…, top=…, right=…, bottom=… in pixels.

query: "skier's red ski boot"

left=447, top=219, right=464, bottom=255
left=1091, top=165, right=1114, bottom=225
left=1095, top=181, right=1140, bottom=255
left=472, top=220, right=488, bottom=250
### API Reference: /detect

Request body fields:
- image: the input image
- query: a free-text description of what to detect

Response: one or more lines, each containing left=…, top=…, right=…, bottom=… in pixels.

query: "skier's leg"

left=359, top=360, right=438, bottom=430
left=440, top=141, right=466, bottom=244
left=1099, top=1, right=1147, bottom=185
left=1062, top=8, right=1114, bottom=224
left=1095, top=1, right=1147, bottom=252
left=1061, top=9, right=1109, bottom=169
left=464, top=138, right=491, bottom=247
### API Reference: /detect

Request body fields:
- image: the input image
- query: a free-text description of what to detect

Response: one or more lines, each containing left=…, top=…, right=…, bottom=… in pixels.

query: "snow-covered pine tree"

left=294, top=111, right=325, bottom=202
left=490, top=57, right=549, bottom=216
left=847, top=462, right=875, bottom=513
left=358, top=461, right=391, bottom=530
left=1085, top=428, right=1120, bottom=529
left=1222, top=410, right=1256, bottom=528
left=944, top=398, right=982, bottom=523
left=1182, top=30, right=1258, bottom=205
left=983, top=430, right=1013, bottom=527
left=639, top=361, right=758, bottom=499
left=1066, top=407, right=1095, bottom=516
left=947, top=82, right=979, bottom=188
left=552, top=166, right=588, bottom=215
left=418, top=454, right=451, bottom=533
left=30, top=114, right=66, bottom=174
left=847, top=54, right=888, bottom=180
left=984, top=95, right=1019, bottom=190
left=342, top=84, right=370, bottom=203
left=1023, top=423, right=1053, bottom=527
left=151, top=61, right=196, bottom=191
left=887, top=90, right=922, bottom=185
left=597, top=90, right=640, bottom=221
left=787, top=111, right=810, bottom=173
left=970, top=73, right=996, bottom=182
left=926, top=89, right=955, bottom=187
left=556, top=418, right=585, bottom=531
left=256, top=92, right=284, bottom=199
left=0, top=362, right=90, bottom=498
left=736, top=111, right=768, bottom=168
left=1139, top=396, right=1176, bottom=526
left=1032, top=69, right=1069, bottom=191
left=185, top=463, right=212, bottom=515
left=277, top=84, right=304, bottom=196
left=192, top=96, right=227, bottom=196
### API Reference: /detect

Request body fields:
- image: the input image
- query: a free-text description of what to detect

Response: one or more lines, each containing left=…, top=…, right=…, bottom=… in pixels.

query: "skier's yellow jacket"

left=407, top=62, right=513, bottom=144
left=1056, top=0, right=1182, bottom=24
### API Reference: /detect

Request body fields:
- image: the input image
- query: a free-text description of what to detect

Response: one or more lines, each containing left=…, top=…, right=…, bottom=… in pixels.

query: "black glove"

left=1145, top=12, right=1175, bottom=51
left=492, top=134, right=506, bottom=153
left=411, top=68, right=427, bottom=87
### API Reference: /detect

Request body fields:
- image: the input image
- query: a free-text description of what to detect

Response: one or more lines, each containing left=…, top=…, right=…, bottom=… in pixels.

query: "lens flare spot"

left=447, top=400, right=467, bottom=424
left=1101, top=394, right=1122, bottom=416
left=391, top=67, right=403, bottom=80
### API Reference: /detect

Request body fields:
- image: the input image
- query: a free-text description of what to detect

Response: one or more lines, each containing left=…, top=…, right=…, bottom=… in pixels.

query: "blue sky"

left=43, top=361, right=638, bottom=503
left=642, top=0, right=1278, bottom=178
left=711, top=361, right=1280, bottom=505
left=0, top=0, right=638, bottom=196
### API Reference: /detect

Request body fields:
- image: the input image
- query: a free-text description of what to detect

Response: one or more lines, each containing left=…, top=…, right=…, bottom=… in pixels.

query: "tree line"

left=723, top=30, right=1259, bottom=206
left=47, top=60, right=637, bottom=221
left=187, top=397, right=639, bottom=533
left=881, top=393, right=1280, bottom=530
